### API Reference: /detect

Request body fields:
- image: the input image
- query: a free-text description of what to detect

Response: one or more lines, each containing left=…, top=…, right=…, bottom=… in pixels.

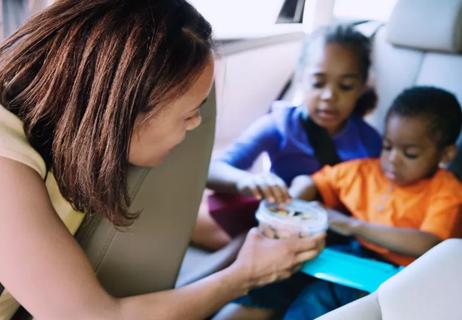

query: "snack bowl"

left=256, top=199, right=328, bottom=238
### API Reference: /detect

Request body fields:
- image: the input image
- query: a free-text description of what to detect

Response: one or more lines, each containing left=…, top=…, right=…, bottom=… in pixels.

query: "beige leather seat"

left=367, top=0, right=462, bottom=133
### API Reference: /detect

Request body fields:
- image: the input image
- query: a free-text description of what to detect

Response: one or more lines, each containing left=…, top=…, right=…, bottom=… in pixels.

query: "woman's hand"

left=327, top=209, right=362, bottom=236
left=230, top=228, right=325, bottom=291
left=236, top=173, right=290, bottom=204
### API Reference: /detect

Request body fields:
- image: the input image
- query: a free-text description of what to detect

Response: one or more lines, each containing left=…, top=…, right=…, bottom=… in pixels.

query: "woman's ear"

left=439, top=144, right=457, bottom=168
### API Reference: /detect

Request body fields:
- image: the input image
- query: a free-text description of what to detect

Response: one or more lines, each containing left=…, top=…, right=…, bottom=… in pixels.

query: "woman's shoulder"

left=0, top=105, right=47, bottom=179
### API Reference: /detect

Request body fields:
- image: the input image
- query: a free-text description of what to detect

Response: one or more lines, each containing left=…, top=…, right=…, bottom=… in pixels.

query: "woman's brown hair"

left=0, top=0, right=213, bottom=226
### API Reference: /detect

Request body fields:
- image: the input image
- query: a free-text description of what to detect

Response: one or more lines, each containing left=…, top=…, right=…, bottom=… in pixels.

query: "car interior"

left=185, top=0, right=462, bottom=318
left=2, top=0, right=461, bottom=319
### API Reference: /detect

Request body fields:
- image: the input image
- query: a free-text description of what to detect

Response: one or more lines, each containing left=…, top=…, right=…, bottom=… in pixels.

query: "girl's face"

left=128, top=58, right=214, bottom=167
left=380, top=115, right=444, bottom=186
left=304, top=42, right=366, bottom=135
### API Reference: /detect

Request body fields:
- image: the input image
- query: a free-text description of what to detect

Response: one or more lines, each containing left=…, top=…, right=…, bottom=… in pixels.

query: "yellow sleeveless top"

left=0, top=105, right=85, bottom=319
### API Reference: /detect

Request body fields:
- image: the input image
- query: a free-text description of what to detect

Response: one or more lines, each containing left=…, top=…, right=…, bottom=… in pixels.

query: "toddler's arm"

left=289, top=175, right=318, bottom=201
left=328, top=209, right=442, bottom=257
left=353, top=221, right=442, bottom=257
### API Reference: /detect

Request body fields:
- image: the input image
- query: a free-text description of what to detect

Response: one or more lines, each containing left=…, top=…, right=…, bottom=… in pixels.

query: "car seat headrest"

left=386, top=0, right=462, bottom=53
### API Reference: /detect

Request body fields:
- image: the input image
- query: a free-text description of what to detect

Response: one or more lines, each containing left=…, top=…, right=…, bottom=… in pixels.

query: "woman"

left=0, top=1, right=324, bottom=319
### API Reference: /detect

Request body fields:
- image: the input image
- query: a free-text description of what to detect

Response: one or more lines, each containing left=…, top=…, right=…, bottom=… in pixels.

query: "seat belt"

left=299, top=114, right=341, bottom=166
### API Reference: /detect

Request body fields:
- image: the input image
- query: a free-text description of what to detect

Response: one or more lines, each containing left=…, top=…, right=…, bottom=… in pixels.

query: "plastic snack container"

left=256, top=199, right=328, bottom=238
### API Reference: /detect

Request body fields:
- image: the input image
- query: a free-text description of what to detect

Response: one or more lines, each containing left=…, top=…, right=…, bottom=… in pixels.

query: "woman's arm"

left=120, top=229, right=323, bottom=319
left=0, top=157, right=322, bottom=320
left=327, top=210, right=441, bottom=257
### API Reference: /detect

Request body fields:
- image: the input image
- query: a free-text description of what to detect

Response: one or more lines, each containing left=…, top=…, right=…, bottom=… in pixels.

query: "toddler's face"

left=304, top=43, right=365, bottom=135
left=380, top=115, right=443, bottom=185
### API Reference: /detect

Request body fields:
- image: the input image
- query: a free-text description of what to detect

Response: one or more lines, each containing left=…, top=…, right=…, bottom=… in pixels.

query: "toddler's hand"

left=236, top=173, right=290, bottom=204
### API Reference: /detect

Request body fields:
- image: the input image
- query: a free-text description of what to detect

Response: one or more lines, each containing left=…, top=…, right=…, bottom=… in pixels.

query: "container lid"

left=256, top=199, right=328, bottom=234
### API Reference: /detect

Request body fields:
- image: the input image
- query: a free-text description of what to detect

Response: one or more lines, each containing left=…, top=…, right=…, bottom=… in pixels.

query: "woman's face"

left=304, top=43, right=365, bottom=135
left=129, top=58, right=214, bottom=167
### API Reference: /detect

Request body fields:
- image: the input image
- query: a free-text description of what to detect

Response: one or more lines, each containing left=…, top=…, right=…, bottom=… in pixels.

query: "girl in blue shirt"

left=193, top=25, right=382, bottom=257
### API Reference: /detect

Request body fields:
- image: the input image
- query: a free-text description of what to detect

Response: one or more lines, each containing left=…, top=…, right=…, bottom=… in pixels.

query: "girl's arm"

left=207, top=159, right=254, bottom=194
left=207, top=115, right=276, bottom=194
left=327, top=210, right=441, bottom=257
left=0, top=157, right=322, bottom=320
left=207, top=160, right=290, bottom=204
left=207, top=114, right=291, bottom=203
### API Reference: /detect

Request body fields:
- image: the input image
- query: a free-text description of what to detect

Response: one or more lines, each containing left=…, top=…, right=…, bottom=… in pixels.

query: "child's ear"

left=360, top=82, right=370, bottom=95
left=439, top=144, right=457, bottom=168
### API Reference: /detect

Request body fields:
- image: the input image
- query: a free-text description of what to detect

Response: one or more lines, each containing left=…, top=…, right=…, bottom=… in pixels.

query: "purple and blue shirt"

left=218, top=105, right=382, bottom=185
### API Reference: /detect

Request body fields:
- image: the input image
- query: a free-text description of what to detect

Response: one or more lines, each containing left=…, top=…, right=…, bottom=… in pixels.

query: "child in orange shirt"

left=284, top=86, right=462, bottom=319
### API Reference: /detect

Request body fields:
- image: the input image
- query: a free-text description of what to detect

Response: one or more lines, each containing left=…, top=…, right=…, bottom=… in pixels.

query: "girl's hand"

left=231, top=228, right=325, bottom=290
left=327, top=209, right=362, bottom=236
left=236, top=173, right=290, bottom=204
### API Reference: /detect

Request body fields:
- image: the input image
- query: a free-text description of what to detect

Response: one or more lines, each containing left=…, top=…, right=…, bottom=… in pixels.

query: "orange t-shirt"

left=312, top=159, right=462, bottom=266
